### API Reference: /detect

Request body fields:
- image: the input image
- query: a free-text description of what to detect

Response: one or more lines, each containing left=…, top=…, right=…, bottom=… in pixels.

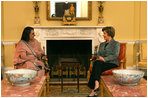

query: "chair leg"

left=87, top=70, right=90, bottom=81
left=100, top=79, right=104, bottom=97
left=46, top=72, right=50, bottom=92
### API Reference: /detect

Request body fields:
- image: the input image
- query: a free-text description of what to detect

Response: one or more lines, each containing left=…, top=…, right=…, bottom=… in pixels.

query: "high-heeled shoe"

left=94, top=87, right=99, bottom=92
left=87, top=94, right=98, bottom=97
left=87, top=88, right=99, bottom=97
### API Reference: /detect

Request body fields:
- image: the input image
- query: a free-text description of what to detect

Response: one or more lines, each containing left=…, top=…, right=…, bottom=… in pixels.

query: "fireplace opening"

left=47, top=40, right=92, bottom=79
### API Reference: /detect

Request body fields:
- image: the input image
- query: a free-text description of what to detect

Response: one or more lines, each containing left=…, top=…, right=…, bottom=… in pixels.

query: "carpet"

left=46, top=85, right=103, bottom=97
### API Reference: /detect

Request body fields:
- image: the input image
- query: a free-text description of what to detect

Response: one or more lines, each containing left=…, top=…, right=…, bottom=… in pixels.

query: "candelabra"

left=98, top=1, right=104, bottom=24
left=33, top=1, right=40, bottom=25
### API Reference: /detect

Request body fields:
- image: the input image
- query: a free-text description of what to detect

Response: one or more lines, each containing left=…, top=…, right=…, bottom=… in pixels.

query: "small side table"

left=61, top=61, right=80, bottom=92
left=100, top=75, right=147, bottom=97
left=1, top=76, right=46, bottom=97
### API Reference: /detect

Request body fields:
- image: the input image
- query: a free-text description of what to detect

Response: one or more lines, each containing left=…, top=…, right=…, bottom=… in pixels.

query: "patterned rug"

left=46, top=85, right=102, bottom=97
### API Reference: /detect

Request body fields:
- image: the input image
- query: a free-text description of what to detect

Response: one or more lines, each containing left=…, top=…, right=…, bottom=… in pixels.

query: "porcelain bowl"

left=112, top=69, right=144, bottom=86
left=5, top=69, right=37, bottom=86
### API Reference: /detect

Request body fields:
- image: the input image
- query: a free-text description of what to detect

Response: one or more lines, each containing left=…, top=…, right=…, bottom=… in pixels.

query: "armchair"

left=87, top=43, right=126, bottom=80
left=14, top=43, right=50, bottom=92
left=136, top=41, right=147, bottom=77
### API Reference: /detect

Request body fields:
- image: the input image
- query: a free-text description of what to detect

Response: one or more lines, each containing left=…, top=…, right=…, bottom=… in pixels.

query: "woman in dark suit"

left=87, top=26, right=120, bottom=97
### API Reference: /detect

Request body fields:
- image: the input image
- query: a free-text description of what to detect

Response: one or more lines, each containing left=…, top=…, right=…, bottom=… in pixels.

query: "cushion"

left=101, top=66, right=120, bottom=75
left=138, top=61, right=147, bottom=68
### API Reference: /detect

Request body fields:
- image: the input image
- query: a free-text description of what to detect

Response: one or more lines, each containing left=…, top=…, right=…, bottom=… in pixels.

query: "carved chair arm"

left=41, top=55, right=48, bottom=64
left=44, top=56, right=48, bottom=63
left=90, top=56, right=97, bottom=61
left=89, top=56, right=97, bottom=68
left=120, top=57, right=126, bottom=69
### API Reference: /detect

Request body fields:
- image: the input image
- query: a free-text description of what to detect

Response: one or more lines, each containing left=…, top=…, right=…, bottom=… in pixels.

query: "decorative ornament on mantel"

left=98, top=1, right=104, bottom=25
left=33, top=1, right=40, bottom=25
left=63, top=4, right=76, bottom=25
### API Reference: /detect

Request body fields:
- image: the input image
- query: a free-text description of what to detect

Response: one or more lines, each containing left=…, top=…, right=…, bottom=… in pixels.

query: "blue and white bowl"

left=5, top=69, right=37, bottom=86
left=112, top=69, right=144, bottom=86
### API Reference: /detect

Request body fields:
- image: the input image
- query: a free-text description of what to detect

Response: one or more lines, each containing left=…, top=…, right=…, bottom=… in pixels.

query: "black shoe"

left=87, top=94, right=98, bottom=97
left=94, top=87, right=99, bottom=92
left=94, top=94, right=98, bottom=97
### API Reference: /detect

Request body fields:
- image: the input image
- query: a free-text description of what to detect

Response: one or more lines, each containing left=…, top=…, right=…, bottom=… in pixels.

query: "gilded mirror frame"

left=47, top=1, right=92, bottom=20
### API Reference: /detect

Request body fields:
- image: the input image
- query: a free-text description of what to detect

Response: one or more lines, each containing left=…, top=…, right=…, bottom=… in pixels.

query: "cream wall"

left=1, top=1, right=147, bottom=69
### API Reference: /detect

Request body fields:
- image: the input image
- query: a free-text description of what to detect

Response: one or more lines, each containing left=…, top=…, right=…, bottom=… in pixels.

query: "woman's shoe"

left=87, top=94, right=98, bottom=97
left=94, top=87, right=99, bottom=92
left=94, top=94, right=98, bottom=97
left=87, top=88, right=99, bottom=97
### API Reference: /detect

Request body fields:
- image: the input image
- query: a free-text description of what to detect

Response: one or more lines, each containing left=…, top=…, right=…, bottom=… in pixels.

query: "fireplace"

left=33, top=26, right=105, bottom=79
left=47, top=40, right=92, bottom=78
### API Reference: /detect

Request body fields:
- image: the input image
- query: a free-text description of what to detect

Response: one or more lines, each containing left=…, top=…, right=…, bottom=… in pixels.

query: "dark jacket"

left=97, top=39, right=120, bottom=65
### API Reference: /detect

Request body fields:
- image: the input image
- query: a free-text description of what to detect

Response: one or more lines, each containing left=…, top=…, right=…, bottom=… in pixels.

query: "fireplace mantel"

left=32, top=26, right=105, bottom=29
left=33, top=26, right=105, bottom=54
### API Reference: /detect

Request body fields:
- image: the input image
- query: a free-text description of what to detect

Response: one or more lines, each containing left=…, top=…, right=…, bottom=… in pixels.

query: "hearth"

left=47, top=40, right=92, bottom=78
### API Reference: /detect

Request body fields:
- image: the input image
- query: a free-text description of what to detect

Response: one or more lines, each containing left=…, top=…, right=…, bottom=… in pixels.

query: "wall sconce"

left=98, top=1, right=104, bottom=24
left=33, top=1, right=40, bottom=25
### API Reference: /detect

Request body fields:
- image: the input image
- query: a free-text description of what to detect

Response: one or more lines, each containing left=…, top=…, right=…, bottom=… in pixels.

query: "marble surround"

left=33, top=26, right=105, bottom=54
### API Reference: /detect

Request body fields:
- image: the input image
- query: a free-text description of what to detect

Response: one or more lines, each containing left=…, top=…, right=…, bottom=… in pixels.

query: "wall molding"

left=3, top=67, right=14, bottom=78
left=118, top=40, right=136, bottom=45
left=2, top=40, right=18, bottom=45
left=31, top=26, right=106, bottom=29
left=2, top=40, right=146, bottom=45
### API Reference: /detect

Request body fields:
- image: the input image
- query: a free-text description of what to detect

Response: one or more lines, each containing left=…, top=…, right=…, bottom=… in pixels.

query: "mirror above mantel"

left=47, top=1, right=92, bottom=20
